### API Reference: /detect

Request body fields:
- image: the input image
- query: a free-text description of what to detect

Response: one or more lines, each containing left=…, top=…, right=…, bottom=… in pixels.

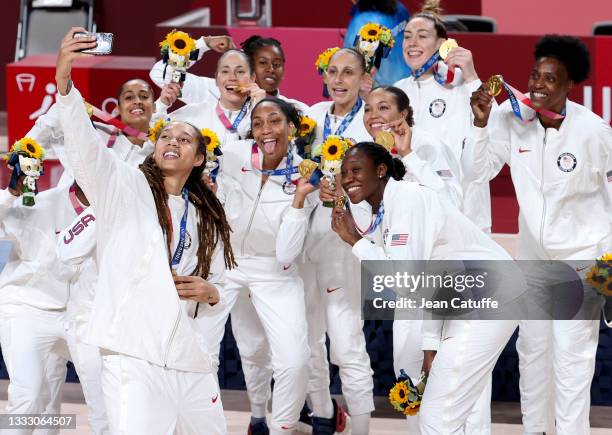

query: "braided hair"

left=139, top=122, right=236, bottom=279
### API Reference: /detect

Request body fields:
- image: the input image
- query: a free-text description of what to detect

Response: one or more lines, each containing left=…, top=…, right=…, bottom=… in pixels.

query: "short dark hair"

left=329, top=47, right=367, bottom=73
left=241, top=35, right=285, bottom=63
left=217, top=49, right=253, bottom=75
left=534, top=35, right=591, bottom=83
left=373, top=86, right=415, bottom=126
left=347, top=141, right=407, bottom=181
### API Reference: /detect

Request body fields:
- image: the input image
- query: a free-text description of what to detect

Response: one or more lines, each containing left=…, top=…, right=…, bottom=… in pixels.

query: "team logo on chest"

left=184, top=231, right=192, bottom=250
left=557, top=152, right=577, bottom=172
left=429, top=99, right=447, bottom=118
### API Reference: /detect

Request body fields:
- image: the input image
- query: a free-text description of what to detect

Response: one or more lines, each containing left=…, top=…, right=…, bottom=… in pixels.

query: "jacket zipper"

left=539, top=130, right=547, bottom=251
left=241, top=180, right=267, bottom=256
left=163, top=306, right=181, bottom=368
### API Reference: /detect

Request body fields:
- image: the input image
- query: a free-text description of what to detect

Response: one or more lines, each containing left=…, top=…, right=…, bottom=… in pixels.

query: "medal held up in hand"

left=375, top=130, right=395, bottom=152
left=486, top=75, right=504, bottom=97
left=438, top=38, right=458, bottom=60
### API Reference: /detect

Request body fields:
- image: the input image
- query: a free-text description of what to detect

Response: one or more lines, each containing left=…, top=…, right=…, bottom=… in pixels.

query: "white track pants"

left=0, top=305, right=68, bottom=435
left=196, top=256, right=310, bottom=434
left=419, top=320, right=518, bottom=435
left=303, top=259, right=374, bottom=416
left=101, top=353, right=224, bottom=435
left=65, top=328, right=109, bottom=435
left=517, top=262, right=602, bottom=435
left=393, top=319, right=493, bottom=435
left=229, top=290, right=273, bottom=415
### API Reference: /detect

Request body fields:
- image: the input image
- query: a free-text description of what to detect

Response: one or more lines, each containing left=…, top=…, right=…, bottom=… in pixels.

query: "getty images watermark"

left=360, top=260, right=604, bottom=321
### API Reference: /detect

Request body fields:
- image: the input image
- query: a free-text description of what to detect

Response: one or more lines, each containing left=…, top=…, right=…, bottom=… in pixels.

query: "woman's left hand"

left=56, top=27, right=96, bottom=95
left=204, top=35, right=235, bottom=53
left=359, top=69, right=375, bottom=99
left=174, top=275, right=220, bottom=305
left=444, top=47, right=478, bottom=83
left=331, top=207, right=362, bottom=246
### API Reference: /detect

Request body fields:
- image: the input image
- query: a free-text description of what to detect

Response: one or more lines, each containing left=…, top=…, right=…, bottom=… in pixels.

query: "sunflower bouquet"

left=4, top=137, right=45, bottom=206
left=293, top=116, right=317, bottom=159
left=160, top=30, right=199, bottom=84
left=315, top=47, right=340, bottom=98
left=389, top=369, right=427, bottom=416
left=586, top=253, right=612, bottom=297
left=353, top=22, right=395, bottom=73
left=200, top=128, right=222, bottom=181
left=312, top=135, right=352, bottom=207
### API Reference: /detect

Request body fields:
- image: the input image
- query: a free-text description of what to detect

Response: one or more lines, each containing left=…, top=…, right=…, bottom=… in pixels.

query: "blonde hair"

left=421, top=0, right=443, bottom=16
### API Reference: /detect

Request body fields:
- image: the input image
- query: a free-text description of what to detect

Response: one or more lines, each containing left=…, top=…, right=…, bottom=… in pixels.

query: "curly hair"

left=346, top=141, right=407, bottom=181
left=534, top=35, right=591, bottom=83
left=139, top=122, right=236, bottom=280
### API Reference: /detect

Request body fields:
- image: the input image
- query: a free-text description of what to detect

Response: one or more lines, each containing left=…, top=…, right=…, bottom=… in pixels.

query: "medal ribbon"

left=501, top=82, right=566, bottom=122
left=215, top=98, right=251, bottom=133
left=250, top=143, right=299, bottom=189
left=323, top=97, right=363, bottom=140
left=106, top=130, right=119, bottom=148
left=88, top=104, right=149, bottom=141
left=411, top=51, right=454, bottom=86
left=69, top=183, right=85, bottom=215
left=351, top=201, right=385, bottom=236
left=166, top=188, right=190, bottom=272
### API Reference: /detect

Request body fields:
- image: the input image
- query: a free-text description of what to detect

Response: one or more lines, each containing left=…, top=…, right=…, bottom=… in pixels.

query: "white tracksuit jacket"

left=56, top=86, right=227, bottom=373
left=468, top=99, right=612, bottom=261
left=0, top=186, right=77, bottom=310
left=149, top=39, right=309, bottom=113
left=27, top=102, right=154, bottom=172
left=394, top=75, right=492, bottom=232
left=216, top=139, right=317, bottom=261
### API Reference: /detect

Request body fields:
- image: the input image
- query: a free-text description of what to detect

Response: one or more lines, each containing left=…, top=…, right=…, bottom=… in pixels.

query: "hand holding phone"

left=73, top=32, right=113, bottom=55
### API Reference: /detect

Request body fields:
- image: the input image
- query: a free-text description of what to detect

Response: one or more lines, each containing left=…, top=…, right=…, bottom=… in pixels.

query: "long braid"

left=140, top=156, right=173, bottom=263
left=140, top=125, right=236, bottom=279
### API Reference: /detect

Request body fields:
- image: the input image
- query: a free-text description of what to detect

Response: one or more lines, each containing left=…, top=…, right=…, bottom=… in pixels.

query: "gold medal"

left=486, top=75, right=504, bottom=97
left=438, top=38, right=459, bottom=60
left=375, top=131, right=395, bottom=152
left=84, top=102, right=94, bottom=118
left=334, top=194, right=347, bottom=209
left=298, top=159, right=318, bottom=179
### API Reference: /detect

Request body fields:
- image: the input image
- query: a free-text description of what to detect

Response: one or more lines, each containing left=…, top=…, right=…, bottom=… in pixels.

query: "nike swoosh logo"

left=212, top=394, right=219, bottom=404
left=443, top=336, right=453, bottom=341
left=575, top=266, right=589, bottom=272
left=283, top=265, right=291, bottom=271
left=326, top=287, right=341, bottom=293
left=518, top=148, right=531, bottom=153
left=281, top=426, right=294, bottom=430
left=241, top=167, right=250, bottom=172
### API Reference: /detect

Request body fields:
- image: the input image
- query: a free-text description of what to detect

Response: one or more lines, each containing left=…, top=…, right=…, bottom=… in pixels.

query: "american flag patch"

left=607, top=170, right=612, bottom=183
left=436, top=169, right=453, bottom=178
left=390, top=233, right=409, bottom=246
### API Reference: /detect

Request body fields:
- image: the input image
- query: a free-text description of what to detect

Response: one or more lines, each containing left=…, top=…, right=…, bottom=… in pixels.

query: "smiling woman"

left=54, top=27, right=236, bottom=434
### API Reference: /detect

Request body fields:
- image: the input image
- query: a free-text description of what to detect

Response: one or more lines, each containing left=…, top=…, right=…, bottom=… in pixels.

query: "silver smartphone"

left=74, top=32, right=114, bottom=55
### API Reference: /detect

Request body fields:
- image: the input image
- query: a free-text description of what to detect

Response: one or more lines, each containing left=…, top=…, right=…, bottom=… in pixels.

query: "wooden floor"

left=2, top=381, right=611, bottom=434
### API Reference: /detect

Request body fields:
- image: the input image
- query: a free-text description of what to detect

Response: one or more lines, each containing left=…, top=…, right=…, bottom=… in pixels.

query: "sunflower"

left=200, top=128, right=220, bottom=152
left=321, top=136, right=348, bottom=161
left=601, top=253, right=612, bottom=262
left=403, top=401, right=421, bottom=416
left=14, top=137, right=44, bottom=160
left=315, top=47, right=340, bottom=73
left=298, top=116, right=316, bottom=137
left=389, top=381, right=409, bottom=405
left=161, top=30, right=195, bottom=57
left=149, top=118, right=167, bottom=142
left=359, top=23, right=382, bottom=42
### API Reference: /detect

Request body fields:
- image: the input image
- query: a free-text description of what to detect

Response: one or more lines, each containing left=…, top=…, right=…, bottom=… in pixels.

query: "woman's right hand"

left=470, top=85, right=494, bottom=128
left=383, top=118, right=412, bottom=157
left=56, top=27, right=96, bottom=95
left=160, top=83, right=182, bottom=107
